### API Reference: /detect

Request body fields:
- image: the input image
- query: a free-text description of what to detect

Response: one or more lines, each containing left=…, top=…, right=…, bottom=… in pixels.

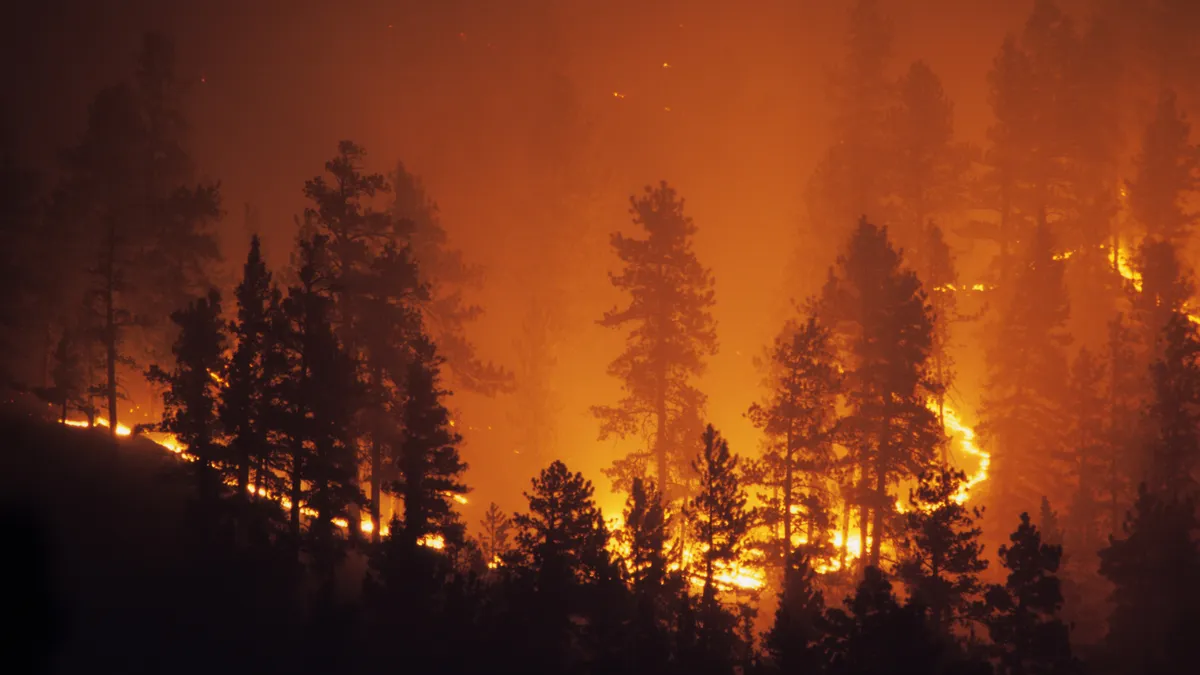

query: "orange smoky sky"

left=3, top=0, right=1035, bottom=517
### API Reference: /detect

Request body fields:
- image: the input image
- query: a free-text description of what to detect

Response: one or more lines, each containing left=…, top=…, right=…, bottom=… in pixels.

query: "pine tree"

left=508, top=460, right=616, bottom=674
left=622, top=477, right=674, bottom=674
left=748, top=313, right=841, bottom=570
left=688, top=424, right=750, bottom=670
left=390, top=335, right=468, bottom=549
left=1127, top=89, right=1198, bottom=243
left=479, top=502, right=511, bottom=567
left=981, top=2, right=1079, bottom=283
left=825, top=567, right=978, bottom=675
left=1098, top=485, right=1200, bottom=675
left=765, top=548, right=829, bottom=675
left=389, top=160, right=512, bottom=396
left=820, top=218, right=940, bottom=568
left=1143, top=312, right=1200, bottom=497
left=146, top=290, right=227, bottom=502
left=924, top=223, right=960, bottom=440
left=49, top=329, right=84, bottom=424
left=985, top=513, right=1080, bottom=675
left=300, top=141, right=427, bottom=540
left=221, top=235, right=276, bottom=497
left=898, top=467, right=988, bottom=634
left=983, top=221, right=1072, bottom=524
left=594, top=181, right=718, bottom=498
left=1131, top=237, right=1194, bottom=359
left=885, top=62, right=970, bottom=254
left=54, top=33, right=221, bottom=440
left=275, top=236, right=365, bottom=596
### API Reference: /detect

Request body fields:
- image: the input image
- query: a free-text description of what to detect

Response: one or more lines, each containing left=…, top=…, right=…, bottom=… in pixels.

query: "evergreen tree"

left=825, top=567, right=979, bottom=675
left=765, top=548, right=829, bottom=675
left=748, top=313, right=841, bottom=570
left=48, top=329, right=84, bottom=424
left=1143, top=312, right=1200, bottom=497
left=594, top=181, right=718, bottom=498
left=688, top=424, right=750, bottom=670
left=820, top=218, right=940, bottom=568
left=622, top=477, right=674, bottom=674
left=983, top=221, right=1072, bottom=524
left=275, top=236, right=365, bottom=598
left=389, top=161, right=512, bottom=396
left=1127, top=89, right=1198, bottom=243
left=885, top=62, right=970, bottom=254
left=508, top=460, right=617, bottom=674
left=146, top=290, right=227, bottom=502
left=390, top=335, right=468, bottom=549
left=924, top=223, right=960, bottom=440
left=53, top=33, right=221, bottom=439
left=898, top=467, right=988, bottom=634
left=221, top=235, right=276, bottom=497
left=300, top=141, right=427, bottom=540
left=986, top=513, right=1080, bottom=675
left=479, top=502, right=512, bottom=567
left=1098, top=485, right=1200, bottom=675
left=1131, top=237, right=1194, bottom=360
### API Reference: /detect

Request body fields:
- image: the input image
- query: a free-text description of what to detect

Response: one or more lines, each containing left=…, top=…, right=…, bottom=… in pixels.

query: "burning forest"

left=2, top=1, right=1199, bottom=674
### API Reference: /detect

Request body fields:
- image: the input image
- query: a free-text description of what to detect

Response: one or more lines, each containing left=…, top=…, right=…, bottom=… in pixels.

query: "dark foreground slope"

left=0, top=414, right=331, bottom=675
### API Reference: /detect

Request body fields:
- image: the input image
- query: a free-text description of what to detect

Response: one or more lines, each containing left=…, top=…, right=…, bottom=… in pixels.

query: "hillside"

left=0, top=414, right=343, bottom=675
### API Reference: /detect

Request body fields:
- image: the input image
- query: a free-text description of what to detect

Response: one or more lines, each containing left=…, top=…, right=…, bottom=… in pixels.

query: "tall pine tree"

left=594, top=181, right=718, bottom=499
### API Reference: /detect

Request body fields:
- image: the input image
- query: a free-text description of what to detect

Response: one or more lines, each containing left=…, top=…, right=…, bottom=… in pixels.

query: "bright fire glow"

left=63, top=417, right=131, bottom=436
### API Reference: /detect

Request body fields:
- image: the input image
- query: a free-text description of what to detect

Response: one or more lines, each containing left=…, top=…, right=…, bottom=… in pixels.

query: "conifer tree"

left=594, top=181, right=718, bottom=498
left=622, top=477, right=674, bottom=674
left=924, top=224, right=960, bottom=437
left=1131, top=238, right=1194, bottom=360
left=1127, top=90, right=1198, bottom=243
left=1063, top=348, right=1109, bottom=550
left=55, top=33, right=221, bottom=440
left=820, top=218, right=940, bottom=568
left=390, top=336, right=468, bottom=549
left=275, top=236, right=365, bottom=596
left=389, top=161, right=512, bottom=396
left=479, top=502, right=511, bottom=567
left=825, top=567, right=976, bottom=675
left=688, top=424, right=750, bottom=669
left=146, top=290, right=227, bottom=502
left=898, top=467, right=988, bottom=634
left=508, top=460, right=616, bottom=674
left=300, top=142, right=426, bottom=540
left=986, top=513, right=1079, bottom=675
left=1098, top=485, right=1200, bottom=675
left=221, top=235, right=276, bottom=497
left=983, top=221, right=1072, bottom=523
left=885, top=62, right=970, bottom=254
left=49, top=329, right=84, bottom=424
left=748, top=313, right=841, bottom=569
left=765, top=548, right=829, bottom=675
left=1143, top=312, right=1200, bottom=497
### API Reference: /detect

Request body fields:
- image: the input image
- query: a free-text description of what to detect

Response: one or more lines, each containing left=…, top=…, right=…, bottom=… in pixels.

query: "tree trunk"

left=370, top=437, right=382, bottom=543
left=103, top=219, right=119, bottom=444
left=290, top=449, right=302, bottom=538
left=783, top=424, right=794, bottom=567
left=870, top=460, right=886, bottom=568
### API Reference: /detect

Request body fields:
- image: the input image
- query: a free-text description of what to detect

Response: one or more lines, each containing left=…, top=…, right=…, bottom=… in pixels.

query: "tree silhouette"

left=765, top=548, right=829, bottom=675
left=749, top=313, right=841, bottom=569
left=221, top=235, right=276, bottom=497
left=820, top=218, right=940, bottom=568
left=1127, top=90, right=1198, bottom=243
left=389, top=161, right=512, bottom=396
left=390, top=336, right=468, bottom=549
left=688, top=424, right=750, bottom=670
left=146, top=290, right=226, bottom=503
left=898, top=467, right=988, bottom=634
left=885, top=61, right=970, bottom=254
left=479, top=502, right=512, bottom=567
left=983, top=220, right=1072, bottom=523
left=622, top=477, right=674, bottom=674
left=274, top=236, right=365, bottom=599
left=986, top=513, right=1079, bottom=675
left=594, top=181, right=718, bottom=499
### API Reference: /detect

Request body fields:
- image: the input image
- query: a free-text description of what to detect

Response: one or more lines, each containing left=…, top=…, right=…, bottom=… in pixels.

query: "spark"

left=612, top=91, right=626, bottom=99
